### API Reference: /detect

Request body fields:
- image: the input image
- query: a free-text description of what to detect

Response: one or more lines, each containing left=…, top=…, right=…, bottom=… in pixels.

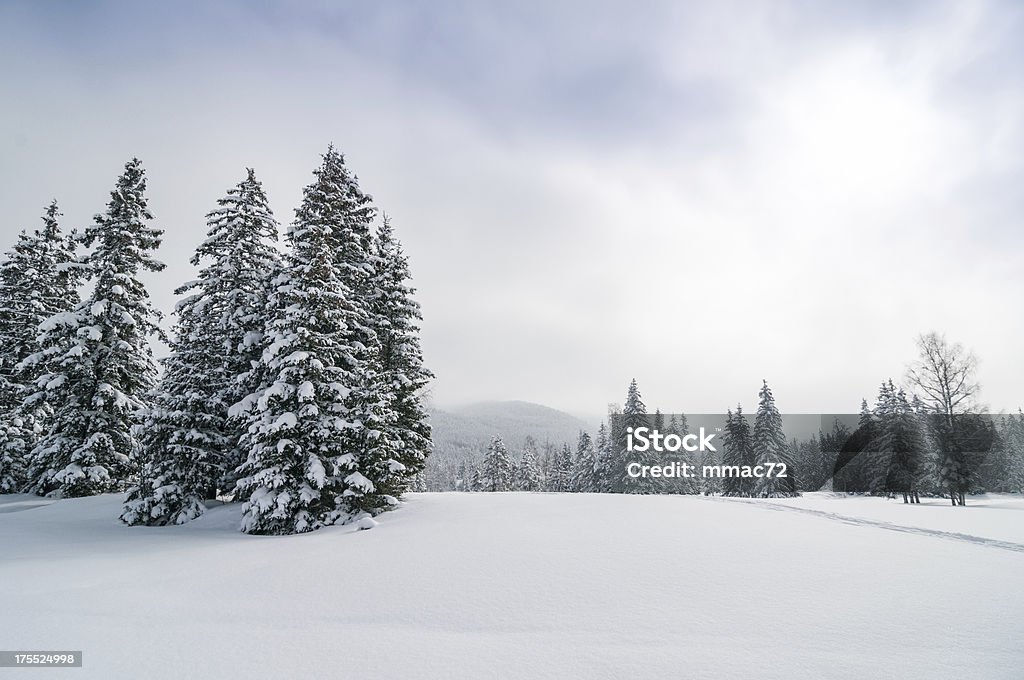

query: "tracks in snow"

left=715, top=497, right=1024, bottom=554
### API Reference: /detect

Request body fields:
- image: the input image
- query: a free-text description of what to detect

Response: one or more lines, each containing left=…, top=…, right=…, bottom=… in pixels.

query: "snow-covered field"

left=2, top=492, right=1022, bottom=679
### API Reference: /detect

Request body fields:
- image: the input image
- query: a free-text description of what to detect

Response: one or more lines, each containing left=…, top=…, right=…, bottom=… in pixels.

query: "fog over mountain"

left=429, top=401, right=594, bottom=459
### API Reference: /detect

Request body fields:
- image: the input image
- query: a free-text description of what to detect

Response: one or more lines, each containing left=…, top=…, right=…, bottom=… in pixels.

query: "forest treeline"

left=427, top=337, right=1024, bottom=506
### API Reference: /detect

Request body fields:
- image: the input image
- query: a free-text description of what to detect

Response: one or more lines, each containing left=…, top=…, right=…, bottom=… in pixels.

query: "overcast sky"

left=1, top=0, right=1022, bottom=418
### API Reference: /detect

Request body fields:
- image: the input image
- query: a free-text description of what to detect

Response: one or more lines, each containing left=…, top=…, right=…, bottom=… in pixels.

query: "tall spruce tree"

left=720, top=408, right=750, bottom=496
left=555, top=443, right=574, bottom=492
left=698, top=442, right=722, bottom=496
left=24, top=160, right=164, bottom=497
left=594, top=422, right=614, bottom=493
left=0, top=204, right=80, bottom=492
left=1004, top=411, right=1024, bottom=492
left=480, top=435, right=513, bottom=492
left=515, top=438, right=542, bottom=491
left=302, top=146, right=408, bottom=515
left=234, top=149, right=395, bottom=534
left=751, top=381, right=796, bottom=497
left=122, top=170, right=281, bottom=526
left=665, top=410, right=698, bottom=495
left=0, top=231, right=40, bottom=492
left=617, top=378, right=657, bottom=493
left=867, top=382, right=926, bottom=503
left=369, top=215, right=432, bottom=493
left=571, top=430, right=598, bottom=492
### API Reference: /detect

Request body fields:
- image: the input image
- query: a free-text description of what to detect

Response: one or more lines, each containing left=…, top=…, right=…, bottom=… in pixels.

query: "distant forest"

left=424, top=333, right=1024, bottom=506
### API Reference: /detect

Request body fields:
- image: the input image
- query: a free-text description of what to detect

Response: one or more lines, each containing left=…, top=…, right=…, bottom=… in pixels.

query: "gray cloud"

left=1, top=0, right=1022, bottom=418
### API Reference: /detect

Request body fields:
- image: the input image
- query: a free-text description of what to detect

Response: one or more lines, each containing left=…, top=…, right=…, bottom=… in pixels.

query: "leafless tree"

left=905, top=332, right=981, bottom=505
left=906, top=332, right=980, bottom=425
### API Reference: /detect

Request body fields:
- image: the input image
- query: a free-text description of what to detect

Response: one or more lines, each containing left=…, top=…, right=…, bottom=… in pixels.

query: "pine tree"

left=792, top=435, right=824, bottom=492
left=369, top=215, right=432, bottom=493
left=720, top=408, right=750, bottom=496
left=0, top=203, right=80, bottom=492
left=1005, top=411, right=1024, bottom=493
left=571, top=430, right=598, bottom=492
left=122, top=170, right=282, bottom=525
left=0, top=230, right=39, bottom=493
left=698, top=445, right=722, bottom=496
left=235, top=149, right=394, bottom=534
left=480, top=435, right=513, bottom=491
left=870, top=384, right=927, bottom=503
left=617, top=378, right=657, bottom=494
left=305, top=147, right=407, bottom=516
left=752, top=381, right=796, bottom=497
left=25, top=160, right=164, bottom=497
left=863, top=380, right=897, bottom=495
left=665, top=409, right=697, bottom=495
left=593, top=422, right=614, bottom=493
left=555, top=443, right=574, bottom=492
left=515, top=438, right=542, bottom=491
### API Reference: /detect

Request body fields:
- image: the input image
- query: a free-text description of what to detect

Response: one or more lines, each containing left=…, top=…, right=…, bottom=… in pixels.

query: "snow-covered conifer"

left=235, top=148, right=398, bottom=533
left=593, top=423, right=614, bottom=493
left=369, top=215, right=432, bottom=493
left=571, top=430, right=598, bottom=492
left=617, top=379, right=657, bottom=494
left=751, top=381, right=796, bottom=497
left=479, top=435, right=513, bottom=491
left=867, top=383, right=926, bottom=503
left=515, top=436, right=542, bottom=491
left=25, top=161, right=164, bottom=497
left=720, top=408, right=749, bottom=496
left=121, top=170, right=281, bottom=526
left=0, top=203, right=80, bottom=491
left=697, top=439, right=721, bottom=496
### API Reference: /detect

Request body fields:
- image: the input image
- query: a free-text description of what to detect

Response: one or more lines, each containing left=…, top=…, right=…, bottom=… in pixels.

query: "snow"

left=1, top=492, right=1022, bottom=679
left=272, top=412, right=297, bottom=430
left=38, top=311, right=78, bottom=331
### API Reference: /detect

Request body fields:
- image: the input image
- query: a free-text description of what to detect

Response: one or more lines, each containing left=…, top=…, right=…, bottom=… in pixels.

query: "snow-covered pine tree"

left=515, top=436, right=542, bottom=491
left=369, top=215, right=432, bottom=493
left=617, top=378, right=658, bottom=494
left=305, top=146, right=408, bottom=517
left=697, top=444, right=721, bottom=496
left=1005, top=411, right=1024, bottom=493
left=570, top=430, right=598, bottom=492
left=24, top=160, right=164, bottom=497
left=869, top=384, right=927, bottom=503
left=555, top=442, right=574, bottom=492
left=0, top=203, right=80, bottom=492
left=664, top=410, right=698, bottom=495
left=863, top=381, right=896, bottom=495
left=792, top=435, right=824, bottom=492
left=720, top=408, right=745, bottom=496
left=752, top=380, right=796, bottom=497
left=0, top=230, right=38, bottom=492
left=593, top=422, right=614, bottom=493
left=234, top=150, right=393, bottom=534
left=479, top=435, right=513, bottom=491
left=122, top=170, right=282, bottom=526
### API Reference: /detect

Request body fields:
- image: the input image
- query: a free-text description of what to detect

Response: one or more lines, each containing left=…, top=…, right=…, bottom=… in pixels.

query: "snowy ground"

left=2, top=492, right=1022, bottom=680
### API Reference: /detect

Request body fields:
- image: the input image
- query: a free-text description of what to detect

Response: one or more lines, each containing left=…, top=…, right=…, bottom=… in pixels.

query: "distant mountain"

left=428, top=400, right=593, bottom=459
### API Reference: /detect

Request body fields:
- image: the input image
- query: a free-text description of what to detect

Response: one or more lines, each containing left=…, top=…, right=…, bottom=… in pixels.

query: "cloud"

left=0, top=0, right=1021, bottom=417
